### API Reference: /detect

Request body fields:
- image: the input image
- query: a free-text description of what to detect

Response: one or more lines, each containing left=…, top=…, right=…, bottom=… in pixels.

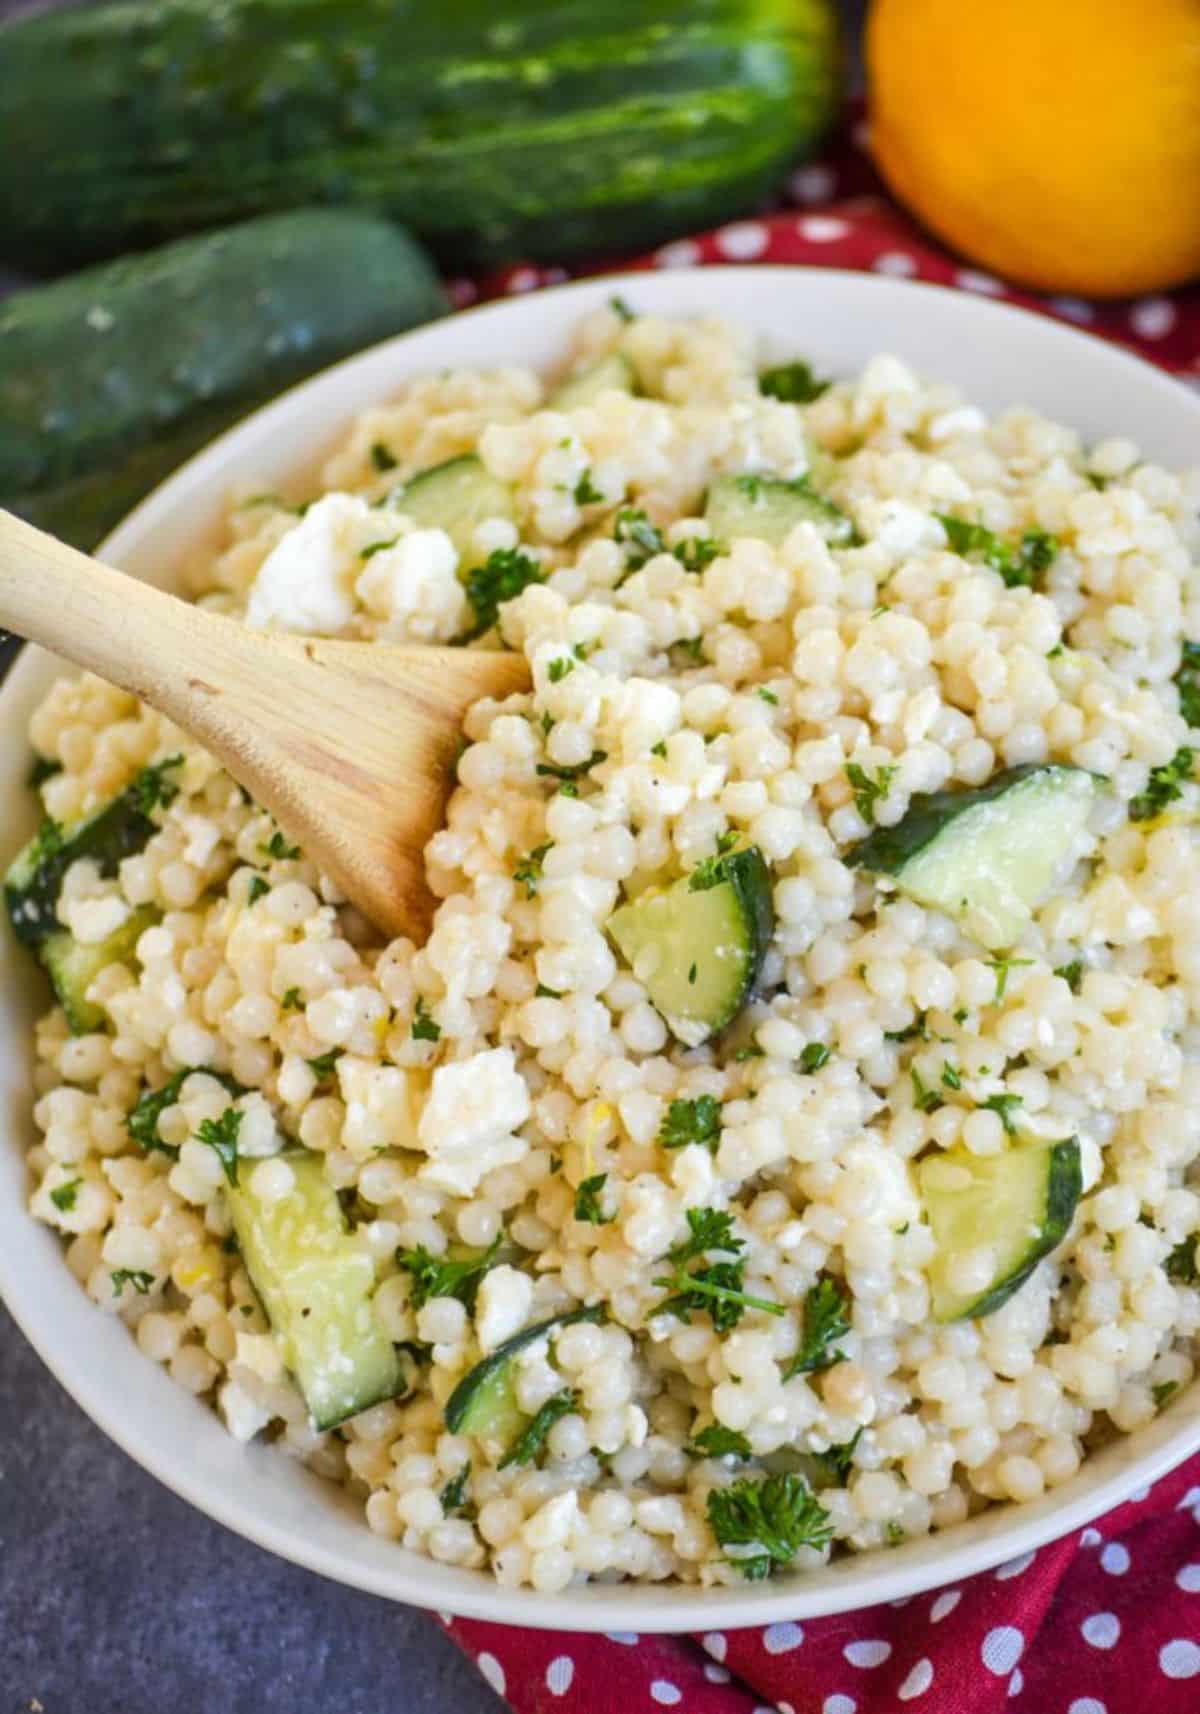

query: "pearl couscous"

left=16, top=303, right=1200, bottom=1591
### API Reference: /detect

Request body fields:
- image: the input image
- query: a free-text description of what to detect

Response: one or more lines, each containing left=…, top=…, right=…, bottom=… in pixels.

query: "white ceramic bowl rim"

left=2, top=267, right=1198, bottom=1632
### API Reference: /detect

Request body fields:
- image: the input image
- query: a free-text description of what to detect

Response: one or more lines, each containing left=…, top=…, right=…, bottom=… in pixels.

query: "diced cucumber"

left=5, top=754, right=181, bottom=946
left=549, top=352, right=637, bottom=411
left=847, top=764, right=1098, bottom=950
left=228, top=1150, right=400, bottom=1431
left=918, top=1137, right=1082, bottom=1321
left=41, top=904, right=158, bottom=1034
left=705, top=472, right=856, bottom=549
left=389, top=454, right=514, bottom=566
left=443, top=1304, right=603, bottom=1446
left=606, top=846, right=775, bottom=1047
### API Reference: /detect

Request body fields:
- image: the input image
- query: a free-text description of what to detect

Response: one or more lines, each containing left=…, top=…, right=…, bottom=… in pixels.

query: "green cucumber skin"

left=0, top=0, right=840, bottom=270
left=443, top=1304, right=603, bottom=1435
left=1, top=209, right=447, bottom=549
left=957, top=1139, right=1082, bottom=1321
left=725, top=846, right=775, bottom=1001
left=6, top=797, right=158, bottom=948
left=845, top=765, right=1087, bottom=876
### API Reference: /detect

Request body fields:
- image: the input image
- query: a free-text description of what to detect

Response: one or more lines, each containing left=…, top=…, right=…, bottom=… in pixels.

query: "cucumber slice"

left=5, top=755, right=181, bottom=946
left=606, top=846, right=774, bottom=1047
left=549, top=352, right=637, bottom=411
left=443, top=1304, right=603, bottom=1447
left=918, top=1137, right=1082, bottom=1321
left=228, top=1150, right=400, bottom=1431
left=41, top=904, right=158, bottom=1034
left=389, top=454, right=514, bottom=566
left=705, top=473, right=856, bottom=549
left=847, top=765, right=1098, bottom=950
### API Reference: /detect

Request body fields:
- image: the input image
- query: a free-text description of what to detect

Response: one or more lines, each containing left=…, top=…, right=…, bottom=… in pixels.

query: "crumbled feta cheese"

left=245, top=493, right=377, bottom=634
left=219, top=1376, right=274, bottom=1442
left=416, top=1048, right=530, bottom=1195
left=354, top=527, right=467, bottom=641
left=234, top=1331, right=286, bottom=1385
left=475, top=1263, right=534, bottom=1352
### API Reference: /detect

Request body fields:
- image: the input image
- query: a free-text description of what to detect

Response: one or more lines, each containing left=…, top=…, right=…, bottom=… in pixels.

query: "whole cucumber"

left=0, top=0, right=841, bottom=270
left=0, top=209, right=447, bottom=548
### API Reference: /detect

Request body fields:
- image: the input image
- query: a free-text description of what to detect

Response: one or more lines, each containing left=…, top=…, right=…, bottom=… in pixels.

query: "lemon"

left=867, top=0, right=1200, bottom=297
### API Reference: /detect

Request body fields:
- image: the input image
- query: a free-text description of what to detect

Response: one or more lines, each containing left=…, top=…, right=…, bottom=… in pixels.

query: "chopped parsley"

left=613, top=507, right=664, bottom=570
left=687, top=830, right=740, bottom=892
left=369, top=441, right=397, bottom=472
left=535, top=751, right=607, bottom=786
left=671, top=635, right=706, bottom=665
left=733, top=1044, right=764, bottom=1062
left=784, top=1276, right=851, bottom=1380
left=688, top=961, right=698, bottom=984
left=461, top=548, right=544, bottom=642
left=130, top=754, right=184, bottom=816
left=810, top=1426, right=863, bottom=1486
left=306, top=1048, right=344, bottom=1083
left=936, top=513, right=1060, bottom=590
left=673, top=536, right=721, bottom=574
left=799, top=1042, right=831, bottom=1074
left=986, top=956, right=1033, bottom=1002
left=886, top=1012, right=930, bottom=1044
left=111, top=1268, right=154, bottom=1297
left=360, top=537, right=398, bottom=560
left=127, top=1067, right=243, bottom=1159
left=547, top=655, right=575, bottom=683
left=758, top=361, right=830, bottom=404
left=650, top=740, right=668, bottom=759
left=757, top=687, right=780, bottom=706
left=411, top=997, right=441, bottom=1042
left=1175, top=641, right=1200, bottom=729
left=706, top=1472, right=833, bottom=1579
left=845, top=761, right=897, bottom=825
left=941, top=1061, right=962, bottom=1091
left=1152, top=1380, right=1179, bottom=1409
left=513, top=841, right=552, bottom=898
left=27, top=753, right=62, bottom=787
left=498, top=1387, right=578, bottom=1470
left=573, top=468, right=604, bottom=506
left=910, top=1066, right=942, bottom=1114
left=49, top=1178, right=81, bottom=1212
left=689, top=1425, right=752, bottom=1461
left=439, top=1466, right=473, bottom=1516
left=574, top=1173, right=614, bottom=1225
left=659, top=1095, right=722, bottom=1154
left=1165, top=1235, right=1199, bottom=1286
left=981, top=1091, right=1024, bottom=1136
left=1129, top=747, right=1194, bottom=822
left=535, top=983, right=563, bottom=999
left=1054, top=959, right=1084, bottom=993
left=281, top=987, right=303, bottom=1011
left=260, top=829, right=300, bottom=861
left=247, top=874, right=269, bottom=905
left=609, top=294, right=635, bottom=324
left=196, top=1106, right=243, bottom=1186
left=396, top=1233, right=503, bottom=1311
left=654, top=1207, right=784, bottom=1332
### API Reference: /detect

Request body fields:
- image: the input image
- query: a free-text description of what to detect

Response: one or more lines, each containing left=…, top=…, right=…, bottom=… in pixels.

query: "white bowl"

left=2, top=268, right=1198, bottom=1632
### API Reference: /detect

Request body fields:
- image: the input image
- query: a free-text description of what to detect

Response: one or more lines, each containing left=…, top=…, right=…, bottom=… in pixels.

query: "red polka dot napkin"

left=440, top=1453, right=1200, bottom=1713
left=435, top=111, right=1199, bottom=1711
left=454, top=111, right=1200, bottom=380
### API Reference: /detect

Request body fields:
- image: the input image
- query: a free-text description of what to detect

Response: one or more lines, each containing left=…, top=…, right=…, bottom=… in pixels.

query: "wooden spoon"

left=0, top=508, right=531, bottom=939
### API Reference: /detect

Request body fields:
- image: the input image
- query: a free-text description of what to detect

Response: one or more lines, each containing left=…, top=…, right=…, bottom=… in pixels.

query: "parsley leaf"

left=886, top=1012, right=929, bottom=1044
left=986, top=957, right=1033, bottom=1002
left=411, top=997, right=441, bottom=1042
left=127, top=1067, right=243, bottom=1159
left=574, top=468, right=604, bottom=506
left=111, top=1268, right=154, bottom=1297
left=1175, top=641, right=1200, bottom=729
left=758, top=361, right=830, bottom=404
left=756, top=687, right=779, bottom=706
left=609, top=294, right=635, bottom=324
left=687, top=830, right=740, bottom=892
left=654, top=1209, right=783, bottom=1332
left=49, top=1178, right=81, bottom=1212
left=910, top=1066, right=942, bottom=1114
left=941, top=1061, right=962, bottom=1091
left=799, top=1042, right=831, bottom=1074
left=706, top=1472, right=833, bottom=1579
left=784, top=1276, right=851, bottom=1380
left=982, top=1091, right=1024, bottom=1136
left=396, top=1235, right=503, bottom=1311
left=129, top=754, right=184, bottom=816
left=196, top=1106, right=243, bottom=1186
left=845, top=761, right=897, bottom=825
left=461, top=548, right=544, bottom=642
left=306, top=1048, right=344, bottom=1083
left=672, top=1207, right=740, bottom=1263
left=281, top=987, right=303, bottom=1011
left=810, top=1426, right=863, bottom=1486
left=613, top=507, right=664, bottom=570
left=498, top=1387, right=578, bottom=1469
left=936, top=514, right=1060, bottom=590
left=535, top=751, right=607, bottom=786
left=1129, top=747, right=1194, bottom=822
left=659, top=1095, right=722, bottom=1154
left=247, top=874, right=269, bottom=904
left=513, top=841, right=552, bottom=898
left=547, top=655, right=575, bottom=683
left=1054, top=959, right=1084, bottom=993
left=1165, top=1235, right=1199, bottom=1286
left=574, top=1173, right=613, bottom=1225
left=27, top=753, right=62, bottom=788
left=260, top=829, right=300, bottom=861
left=439, top=1466, right=473, bottom=1515
left=673, top=537, right=721, bottom=574
left=689, top=1425, right=752, bottom=1460
left=370, top=441, right=397, bottom=472
left=1153, top=1380, right=1179, bottom=1409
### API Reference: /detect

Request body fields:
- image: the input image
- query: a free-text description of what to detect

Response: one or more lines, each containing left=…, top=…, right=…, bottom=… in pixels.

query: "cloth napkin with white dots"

left=438, top=1453, right=1200, bottom=1711
left=453, top=105, right=1199, bottom=380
